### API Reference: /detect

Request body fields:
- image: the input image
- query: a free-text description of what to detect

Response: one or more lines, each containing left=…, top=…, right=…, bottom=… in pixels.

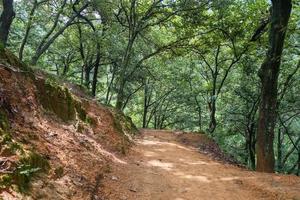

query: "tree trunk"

left=91, top=43, right=101, bottom=97
left=19, top=0, right=38, bottom=60
left=297, top=150, right=300, bottom=176
left=62, top=66, right=67, bottom=76
left=256, top=0, right=292, bottom=173
left=77, top=24, right=85, bottom=86
left=194, top=96, right=202, bottom=130
left=84, top=59, right=92, bottom=89
left=0, top=0, right=15, bottom=47
left=115, top=35, right=136, bottom=110
left=142, top=79, right=150, bottom=128
left=208, top=100, right=217, bottom=133
left=247, top=126, right=256, bottom=170
left=115, top=79, right=126, bottom=110
left=277, top=128, right=283, bottom=172
left=208, top=68, right=217, bottom=133
left=105, top=65, right=116, bottom=105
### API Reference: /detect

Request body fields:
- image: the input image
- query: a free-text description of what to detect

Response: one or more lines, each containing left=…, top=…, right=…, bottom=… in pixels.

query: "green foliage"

left=0, top=175, right=13, bottom=189
left=0, top=109, right=24, bottom=156
left=0, top=109, right=9, bottom=132
left=0, top=42, right=4, bottom=51
left=13, top=152, right=50, bottom=192
left=0, top=109, right=49, bottom=192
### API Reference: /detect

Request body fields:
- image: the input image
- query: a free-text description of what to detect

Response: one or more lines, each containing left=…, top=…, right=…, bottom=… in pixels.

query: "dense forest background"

left=1, top=0, right=299, bottom=175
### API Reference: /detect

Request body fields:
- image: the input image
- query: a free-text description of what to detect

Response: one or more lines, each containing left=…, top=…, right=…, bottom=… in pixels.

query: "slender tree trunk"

left=208, top=69, right=217, bottom=133
left=277, top=128, right=283, bottom=172
left=256, top=0, right=292, bottom=173
left=194, top=97, right=202, bottom=130
left=77, top=24, right=85, bottom=86
left=247, top=126, right=256, bottom=170
left=105, top=66, right=116, bottom=104
left=0, top=0, right=15, bottom=47
left=92, top=43, right=101, bottom=97
left=208, top=100, right=217, bottom=133
left=116, top=35, right=136, bottom=110
left=297, top=150, right=300, bottom=176
left=142, top=79, right=149, bottom=128
left=80, top=67, right=84, bottom=85
left=19, top=0, right=38, bottom=60
left=198, top=108, right=202, bottom=130
left=62, top=64, right=68, bottom=76
left=84, top=58, right=92, bottom=89
left=116, top=79, right=126, bottom=109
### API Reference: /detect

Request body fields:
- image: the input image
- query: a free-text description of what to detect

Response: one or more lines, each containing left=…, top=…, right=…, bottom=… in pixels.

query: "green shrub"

left=13, top=152, right=50, bottom=192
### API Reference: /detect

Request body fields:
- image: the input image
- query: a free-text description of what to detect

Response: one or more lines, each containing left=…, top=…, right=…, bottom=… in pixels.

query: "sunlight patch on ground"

left=137, top=140, right=164, bottom=145
left=143, top=151, right=158, bottom=157
left=173, top=171, right=185, bottom=176
left=147, top=160, right=174, bottom=171
left=156, top=148, right=167, bottom=152
left=138, top=139, right=192, bottom=151
left=186, top=160, right=215, bottom=165
left=178, top=158, right=217, bottom=166
left=173, top=171, right=211, bottom=183
left=182, top=175, right=211, bottom=183
left=219, top=177, right=241, bottom=181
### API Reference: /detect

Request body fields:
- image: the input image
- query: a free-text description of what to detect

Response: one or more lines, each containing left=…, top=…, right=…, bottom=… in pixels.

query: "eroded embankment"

left=0, top=49, right=138, bottom=199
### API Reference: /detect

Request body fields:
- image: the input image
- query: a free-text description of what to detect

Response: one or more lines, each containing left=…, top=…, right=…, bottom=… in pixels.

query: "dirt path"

left=101, top=129, right=300, bottom=200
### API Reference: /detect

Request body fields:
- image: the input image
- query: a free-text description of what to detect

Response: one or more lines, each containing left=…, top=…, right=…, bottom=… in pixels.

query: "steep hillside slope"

left=0, top=50, right=138, bottom=199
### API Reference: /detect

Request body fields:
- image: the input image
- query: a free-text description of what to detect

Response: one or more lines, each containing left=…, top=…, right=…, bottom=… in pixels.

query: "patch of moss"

left=0, top=109, right=23, bottom=156
left=113, top=116, right=125, bottom=136
left=74, top=101, right=87, bottom=121
left=0, top=175, right=12, bottom=189
left=0, top=109, right=9, bottom=131
left=2, top=142, right=22, bottom=158
left=0, top=129, right=12, bottom=143
left=0, top=109, right=48, bottom=192
left=0, top=149, right=49, bottom=192
left=64, top=87, right=76, bottom=120
left=110, top=110, right=139, bottom=154
left=0, top=49, right=33, bottom=74
left=76, top=122, right=85, bottom=133
left=35, top=78, right=76, bottom=122
left=86, top=115, right=96, bottom=126
left=112, top=110, right=139, bottom=137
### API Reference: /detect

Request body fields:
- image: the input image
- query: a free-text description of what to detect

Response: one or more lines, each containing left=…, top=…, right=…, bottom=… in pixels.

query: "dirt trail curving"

left=101, top=129, right=300, bottom=200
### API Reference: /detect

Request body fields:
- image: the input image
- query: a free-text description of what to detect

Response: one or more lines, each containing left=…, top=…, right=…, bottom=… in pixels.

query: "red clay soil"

left=0, top=64, right=132, bottom=200
left=101, top=129, right=300, bottom=200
